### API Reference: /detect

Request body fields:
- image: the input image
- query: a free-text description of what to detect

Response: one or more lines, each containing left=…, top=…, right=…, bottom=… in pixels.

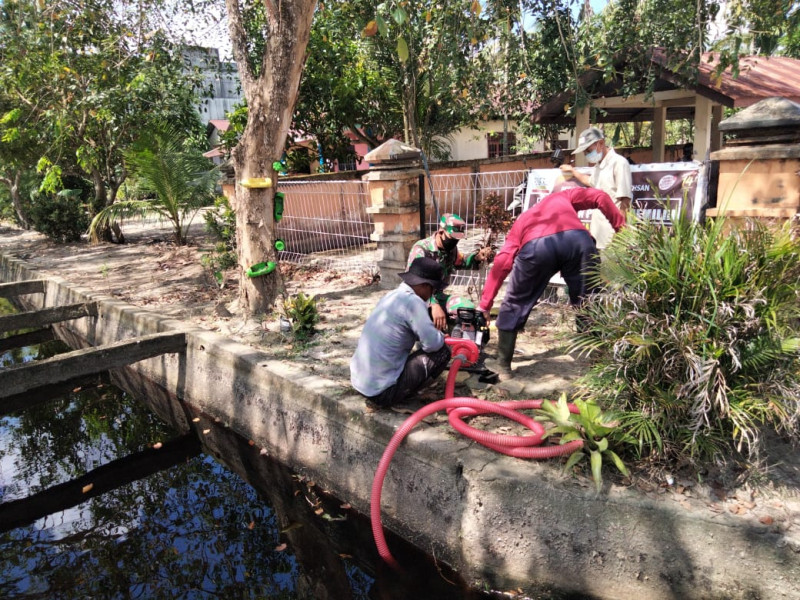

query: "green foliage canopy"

left=0, top=0, right=205, bottom=229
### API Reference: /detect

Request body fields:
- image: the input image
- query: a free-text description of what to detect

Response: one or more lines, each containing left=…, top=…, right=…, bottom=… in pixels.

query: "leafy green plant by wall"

left=536, top=394, right=631, bottom=493
left=28, top=187, right=89, bottom=243
left=282, top=292, right=320, bottom=340
left=571, top=212, right=800, bottom=466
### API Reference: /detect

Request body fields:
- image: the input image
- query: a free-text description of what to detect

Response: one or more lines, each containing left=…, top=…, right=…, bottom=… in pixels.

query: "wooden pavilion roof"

left=531, top=50, right=800, bottom=125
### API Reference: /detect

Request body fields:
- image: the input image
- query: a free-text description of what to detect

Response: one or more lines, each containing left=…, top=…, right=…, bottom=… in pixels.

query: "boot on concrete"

left=486, top=329, right=517, bottom=381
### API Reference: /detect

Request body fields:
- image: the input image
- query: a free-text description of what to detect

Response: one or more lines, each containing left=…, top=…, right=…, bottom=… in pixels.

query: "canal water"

left=0, top=315, right=511, bottom=598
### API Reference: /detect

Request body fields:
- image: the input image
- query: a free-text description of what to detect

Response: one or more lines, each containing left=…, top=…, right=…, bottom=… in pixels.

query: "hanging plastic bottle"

left=245, top=261, right=276, bottom=278
left=274, top=192, right=285, bottom=222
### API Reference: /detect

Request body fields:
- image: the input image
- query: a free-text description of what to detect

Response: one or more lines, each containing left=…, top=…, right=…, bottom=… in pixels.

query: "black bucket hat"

left=399, top=257, right=446, bottom=290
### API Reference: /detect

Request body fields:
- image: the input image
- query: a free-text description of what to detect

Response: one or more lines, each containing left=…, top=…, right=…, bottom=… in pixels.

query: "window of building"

left=487, top=132, right=517, bottom=158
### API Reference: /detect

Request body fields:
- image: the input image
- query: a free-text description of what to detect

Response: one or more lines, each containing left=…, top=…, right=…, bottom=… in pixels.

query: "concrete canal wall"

left=1, top=252, right=798, bottom=600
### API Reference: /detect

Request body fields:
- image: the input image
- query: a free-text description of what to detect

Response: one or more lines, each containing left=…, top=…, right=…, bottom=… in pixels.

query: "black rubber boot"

left=487, top=329, right=517, bottom=381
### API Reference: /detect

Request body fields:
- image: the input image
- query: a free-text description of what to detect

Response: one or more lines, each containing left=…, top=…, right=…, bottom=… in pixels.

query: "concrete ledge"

left=1, top=252, right=798, bottom=599
left=711, top=143, right=800, bottom=160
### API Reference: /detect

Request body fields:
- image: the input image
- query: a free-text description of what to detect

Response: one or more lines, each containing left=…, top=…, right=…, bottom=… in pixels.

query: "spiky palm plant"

left=89, top=124, right=218, bottom=245
left=571, top=211, right=800, bottom=464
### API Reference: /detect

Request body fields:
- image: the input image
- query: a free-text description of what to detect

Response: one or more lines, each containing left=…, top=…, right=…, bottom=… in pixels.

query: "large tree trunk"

left=91, top=168, right=115, bottom=243
left=230, top=99, right=278, bottom=313
left=92, top=168, right=109, bottom=210
left=226, top=0, right=317, bottom=314
left=7, top=171, right=30, bottom=229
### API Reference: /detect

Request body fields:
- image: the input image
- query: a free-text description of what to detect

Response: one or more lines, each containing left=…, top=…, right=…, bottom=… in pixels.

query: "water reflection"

left=0, top=338, right=496, bottom=599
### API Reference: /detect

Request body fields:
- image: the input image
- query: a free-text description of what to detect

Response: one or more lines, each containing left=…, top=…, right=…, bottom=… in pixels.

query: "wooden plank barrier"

left=0, top=279, right=46, bottom=298
left=0, top=328, right=55, bottom=353
left=0, top=331, right=187, bottom=399
left=0, top=302, right=98, bottom=334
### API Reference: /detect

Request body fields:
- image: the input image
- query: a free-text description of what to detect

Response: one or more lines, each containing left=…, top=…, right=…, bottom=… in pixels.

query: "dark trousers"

left=495, top=229, right=599, bottom=332
left=367, top=345, right=451, bottom=407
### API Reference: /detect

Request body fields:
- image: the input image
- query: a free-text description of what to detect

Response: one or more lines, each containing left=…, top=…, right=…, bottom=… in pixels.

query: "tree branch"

left=263, top=0, right=279, bottom=29
left=13, top=90, right=35, bottom=108
left=225, top=0, right=256, bottom=95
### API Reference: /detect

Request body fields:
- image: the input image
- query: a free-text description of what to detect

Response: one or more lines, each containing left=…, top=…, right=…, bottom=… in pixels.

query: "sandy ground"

left=0, top=219, right=588, bottom=400
left=1, top=219, right=799, bottom=534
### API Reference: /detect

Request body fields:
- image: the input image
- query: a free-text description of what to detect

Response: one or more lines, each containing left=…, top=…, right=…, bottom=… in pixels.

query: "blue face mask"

left=586, top=148, right=602, bottom=164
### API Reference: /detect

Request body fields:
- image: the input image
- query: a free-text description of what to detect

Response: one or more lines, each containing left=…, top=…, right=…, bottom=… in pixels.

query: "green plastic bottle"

left=274, top=239, right=286, bottom=252
left=274, top=192, right=285, bottom=222
left=245, top=261, right=276, bottom=278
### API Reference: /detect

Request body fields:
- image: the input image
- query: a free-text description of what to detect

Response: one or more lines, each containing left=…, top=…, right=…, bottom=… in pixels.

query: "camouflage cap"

left=438, top=213, right=466, bottom=239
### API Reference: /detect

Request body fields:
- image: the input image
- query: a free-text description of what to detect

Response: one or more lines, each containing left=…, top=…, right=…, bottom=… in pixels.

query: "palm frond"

left=89, top=200, right=169, bottom=243
left=116, top=122, right=219, bottom=244
left=570, top=208, right=800, bottom=464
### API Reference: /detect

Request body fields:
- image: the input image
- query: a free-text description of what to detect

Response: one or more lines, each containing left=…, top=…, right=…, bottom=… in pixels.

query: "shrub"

left=0, top=185, right=19, bottom=223
left=202, top=196, right=238, bottom=284
left=28, top=186, right=90, bottom=243
left=476, top=191, right=515, bottom=248
left=204, top=195, right=236, bottom=246
left=571, top=212, right=800, bottom=465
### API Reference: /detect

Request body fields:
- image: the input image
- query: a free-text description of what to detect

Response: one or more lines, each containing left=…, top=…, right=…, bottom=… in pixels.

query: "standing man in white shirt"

left=559, top=127, right=632, bottom=250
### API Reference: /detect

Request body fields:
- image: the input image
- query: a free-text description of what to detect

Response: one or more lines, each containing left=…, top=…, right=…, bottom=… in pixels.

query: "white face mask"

left=585, top=148, right=602, bottom=164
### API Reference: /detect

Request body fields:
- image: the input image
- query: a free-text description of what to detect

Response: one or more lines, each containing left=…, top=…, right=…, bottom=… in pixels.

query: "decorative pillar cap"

left=365, top=139, right=422, bottom=169
left=719, top=97, right=800, bottom=131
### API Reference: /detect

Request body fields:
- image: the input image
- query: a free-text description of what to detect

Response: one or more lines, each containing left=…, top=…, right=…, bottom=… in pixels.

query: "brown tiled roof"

left=203, top=147, right=225, bottom=159
left=531, top=50, right=800, bottom=124
left=208, top=119, right=230, bottom=131
left=653, top=49, right=800, bottom=107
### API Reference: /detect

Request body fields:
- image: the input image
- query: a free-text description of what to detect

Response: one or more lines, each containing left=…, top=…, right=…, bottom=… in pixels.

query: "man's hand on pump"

left=431, top=303, right=448, bottom=331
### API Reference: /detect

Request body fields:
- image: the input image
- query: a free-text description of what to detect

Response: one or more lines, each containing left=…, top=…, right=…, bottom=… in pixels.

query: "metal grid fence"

left=425, top=170, right=528, bottom=290
left=132, top=170, right=547, bottom=295
left=275, top=179, right=379, bottom=275
left=268, top=170, right=535, bottom=294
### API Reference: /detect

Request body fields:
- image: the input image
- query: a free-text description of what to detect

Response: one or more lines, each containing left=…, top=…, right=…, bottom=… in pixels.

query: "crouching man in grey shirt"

left=350, top=257, right=451, bottom=408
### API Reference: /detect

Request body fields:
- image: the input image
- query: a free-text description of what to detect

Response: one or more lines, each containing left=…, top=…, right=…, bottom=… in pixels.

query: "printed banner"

left=523, top=163, right=704, bottom=226
left=629, top=164, right=701, bottom=225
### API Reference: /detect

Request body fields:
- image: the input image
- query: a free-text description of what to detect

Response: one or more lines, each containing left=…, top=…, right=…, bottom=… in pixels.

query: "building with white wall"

left=182, top=46, right=242, bottom=122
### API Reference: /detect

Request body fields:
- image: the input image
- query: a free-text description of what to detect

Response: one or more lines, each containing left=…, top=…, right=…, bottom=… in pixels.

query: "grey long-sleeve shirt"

left=350, top=282, right=445, bottom=397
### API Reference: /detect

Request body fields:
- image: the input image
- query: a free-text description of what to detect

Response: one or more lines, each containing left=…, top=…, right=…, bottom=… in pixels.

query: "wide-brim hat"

left=399, top=257, right=447, bottom=290
left=572, top=127, right=604, bottom=155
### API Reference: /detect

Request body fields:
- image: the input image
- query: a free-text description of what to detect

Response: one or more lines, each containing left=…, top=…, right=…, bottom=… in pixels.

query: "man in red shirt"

left=478, top=187, right=625, bottom=379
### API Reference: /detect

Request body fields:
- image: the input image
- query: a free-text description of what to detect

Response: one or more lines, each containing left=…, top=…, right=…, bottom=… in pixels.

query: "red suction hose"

left=370, top=341, right=584, bottom=568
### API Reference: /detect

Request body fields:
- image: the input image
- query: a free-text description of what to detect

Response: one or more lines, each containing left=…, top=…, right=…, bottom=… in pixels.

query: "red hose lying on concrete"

left=370, top=340, right=584, bottom=569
